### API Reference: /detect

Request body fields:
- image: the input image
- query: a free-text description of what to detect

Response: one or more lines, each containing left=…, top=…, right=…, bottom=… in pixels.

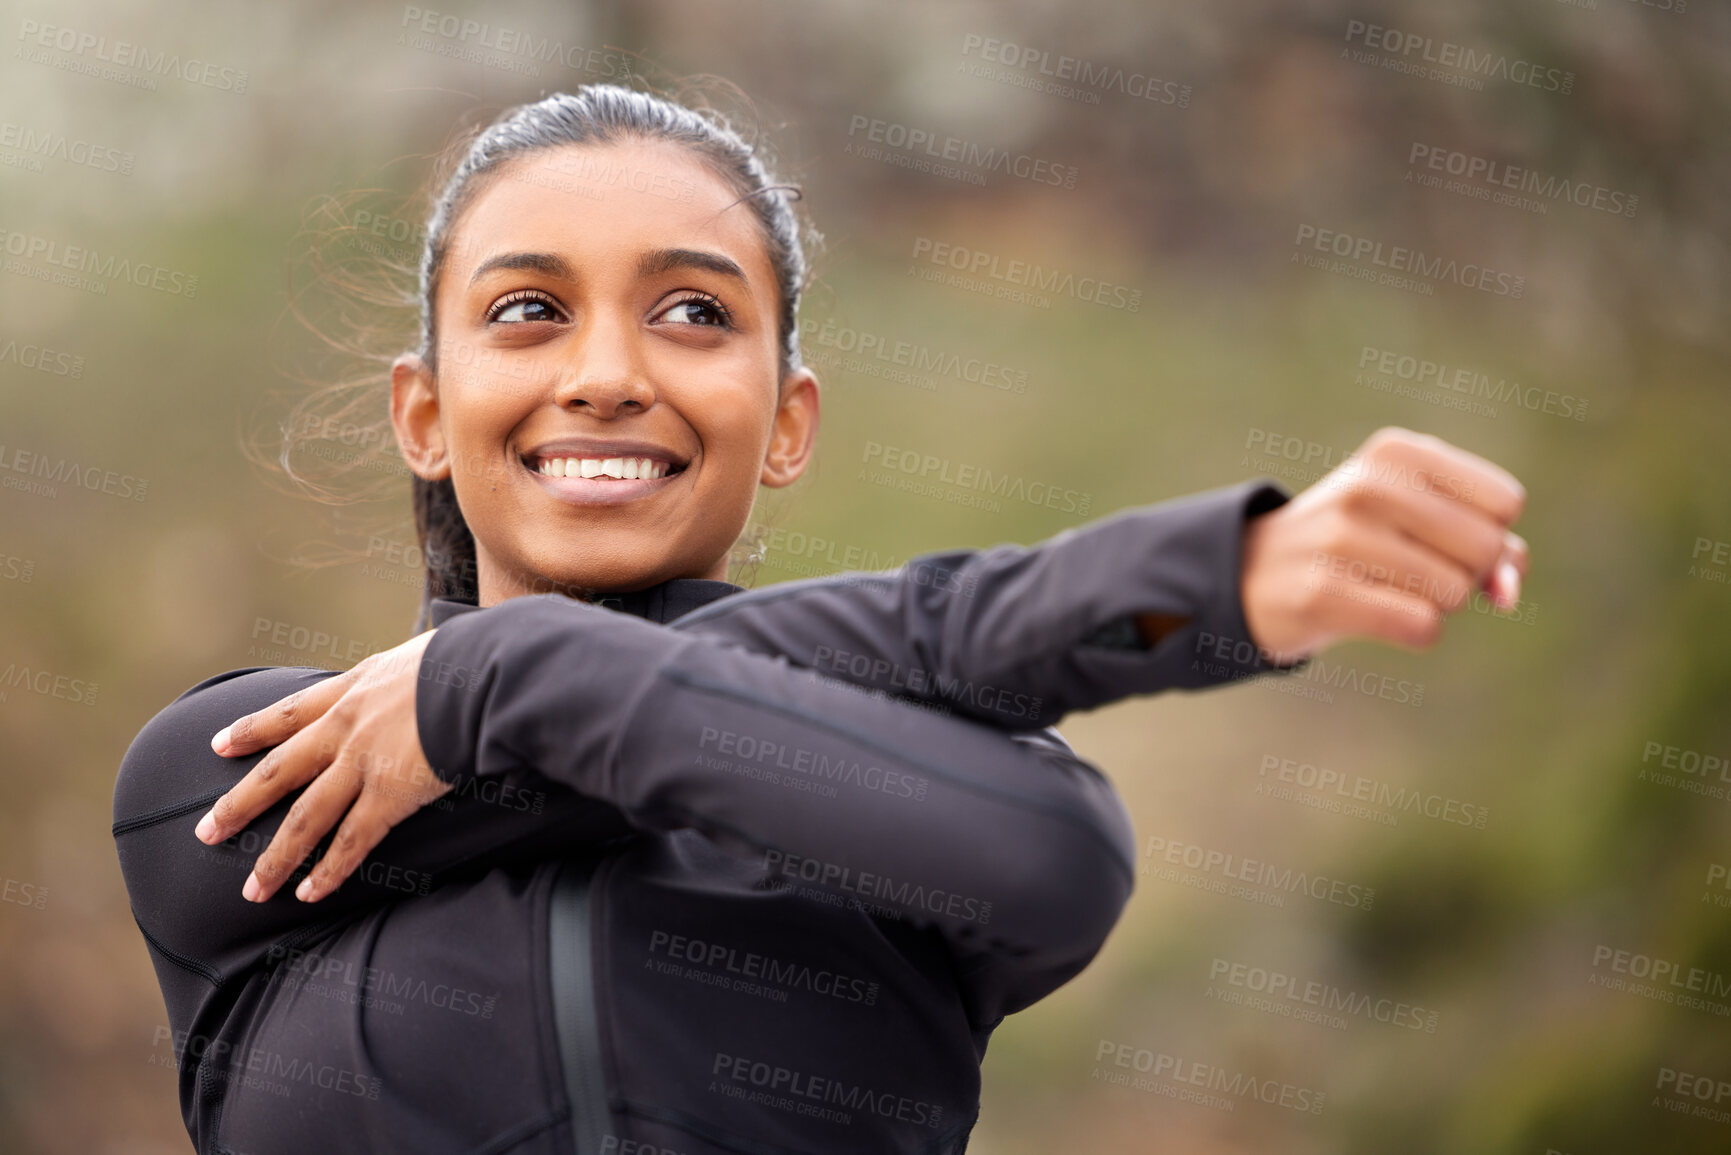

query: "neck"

left=474, top=554, right=736, bottom=609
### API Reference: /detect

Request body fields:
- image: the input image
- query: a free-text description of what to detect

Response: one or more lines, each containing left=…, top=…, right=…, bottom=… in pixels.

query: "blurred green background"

left=2, top=0, right=1728, bottom=1151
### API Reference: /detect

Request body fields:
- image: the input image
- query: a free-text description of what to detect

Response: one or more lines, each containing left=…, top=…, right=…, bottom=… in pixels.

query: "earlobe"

left=760, top=367, right=820, bottom=489
left=390, top=352, right=452, bottom=481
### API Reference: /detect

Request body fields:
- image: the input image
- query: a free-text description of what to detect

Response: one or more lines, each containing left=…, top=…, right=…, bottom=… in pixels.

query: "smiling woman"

left=392, top=126, right=820, bottom=607
left=111, top=82, right=1527, bottom=1155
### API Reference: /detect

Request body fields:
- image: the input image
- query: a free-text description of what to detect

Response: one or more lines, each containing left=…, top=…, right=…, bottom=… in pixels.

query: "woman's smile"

left=520, top=438, right=693, bottom=507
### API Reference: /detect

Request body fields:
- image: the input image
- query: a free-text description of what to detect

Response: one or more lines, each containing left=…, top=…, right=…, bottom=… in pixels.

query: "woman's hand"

left=1239, top=426, right=1530, bottom=662
left=193, top=628, right=452, bottom=904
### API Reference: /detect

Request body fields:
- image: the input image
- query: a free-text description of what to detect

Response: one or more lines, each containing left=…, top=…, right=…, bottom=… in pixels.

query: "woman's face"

left=391, top=137, right=819, bottom=605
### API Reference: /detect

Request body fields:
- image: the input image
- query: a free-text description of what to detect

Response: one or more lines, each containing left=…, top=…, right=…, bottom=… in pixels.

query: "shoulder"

left=112, top=664, right=344, bottom=828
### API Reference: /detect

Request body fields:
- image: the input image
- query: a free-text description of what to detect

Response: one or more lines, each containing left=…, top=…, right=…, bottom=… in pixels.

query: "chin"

left=525, top=553, right=682, bottom=596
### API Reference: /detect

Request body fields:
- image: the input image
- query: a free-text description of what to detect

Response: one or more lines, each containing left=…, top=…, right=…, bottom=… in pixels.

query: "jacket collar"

left=425, top=577, right=744, bottom=630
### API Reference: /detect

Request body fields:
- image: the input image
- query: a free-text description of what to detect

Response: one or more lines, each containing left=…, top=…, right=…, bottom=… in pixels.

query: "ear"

left=760, top=366, right=820, bottom=489
left=391, top=352, right=452, bottom=481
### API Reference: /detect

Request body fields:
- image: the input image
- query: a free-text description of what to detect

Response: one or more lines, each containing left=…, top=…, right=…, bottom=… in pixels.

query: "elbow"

left=981, top=771, right=1137, bottom=969
left=1031, top=807, right=1137, bottom=966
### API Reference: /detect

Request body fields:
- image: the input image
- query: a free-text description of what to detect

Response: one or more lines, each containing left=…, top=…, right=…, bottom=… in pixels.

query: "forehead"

left=442, top=137, right=774, bottom=290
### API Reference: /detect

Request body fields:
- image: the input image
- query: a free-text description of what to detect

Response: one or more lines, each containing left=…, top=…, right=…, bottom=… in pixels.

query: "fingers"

left=1319, top=581, right=1445, bottom=652
left=1307, top=520, right=1479, bottom=617
left=1338, top=426, right=1526, bottom=528
left=1325, top=431, right=1528, bottom=595
left=242, top=760, right=364, bottom=903
left=291, top=795, right=396, bottom=904
left=212, top=670, right=351, bottom=757
left=195, top=721, right=337, bottom=847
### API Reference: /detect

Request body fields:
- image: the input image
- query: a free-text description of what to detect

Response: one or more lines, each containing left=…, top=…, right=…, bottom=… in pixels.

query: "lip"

left=519, top=436, right=691, bottom=507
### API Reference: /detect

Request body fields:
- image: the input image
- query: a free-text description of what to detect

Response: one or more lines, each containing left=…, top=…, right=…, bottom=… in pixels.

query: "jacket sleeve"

left=417, top=592, right=1139, bottom=1027
left=668, top=477, right=1309, bottom=729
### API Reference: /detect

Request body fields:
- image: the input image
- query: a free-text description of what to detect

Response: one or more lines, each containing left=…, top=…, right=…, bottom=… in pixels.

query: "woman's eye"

left=488, top=293, right=563, bottom=324
left=657, top=295, right=731, bottom=328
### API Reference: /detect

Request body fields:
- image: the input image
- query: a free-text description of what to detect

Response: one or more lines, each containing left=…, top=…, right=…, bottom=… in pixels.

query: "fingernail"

left=295, top=878, right=315, bottom=902
left=211, top=725, right=232, bottom=754
left=195, top=810, right=217, bottom=843
left=242, top=873, right=262, bottom=903
left=1496, top=559, right=1521, bottom=610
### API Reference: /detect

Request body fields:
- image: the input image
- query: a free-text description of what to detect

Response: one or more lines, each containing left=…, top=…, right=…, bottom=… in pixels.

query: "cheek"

left=679, top=376, right=776, bottom=469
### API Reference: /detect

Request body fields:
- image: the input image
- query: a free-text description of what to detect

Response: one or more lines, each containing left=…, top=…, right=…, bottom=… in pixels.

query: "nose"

left=554, top=309, right=656, bottom=417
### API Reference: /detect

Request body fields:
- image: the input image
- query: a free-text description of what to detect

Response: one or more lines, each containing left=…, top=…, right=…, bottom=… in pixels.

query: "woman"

left=113, top=84, right=1529, bottom=1154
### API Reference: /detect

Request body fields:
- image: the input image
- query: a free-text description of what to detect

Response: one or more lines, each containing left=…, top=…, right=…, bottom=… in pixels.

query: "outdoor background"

left=2, top=0, right=1729, bottom=1151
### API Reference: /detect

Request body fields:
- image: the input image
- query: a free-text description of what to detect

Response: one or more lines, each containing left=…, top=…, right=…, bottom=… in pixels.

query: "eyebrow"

left=636, top=246, right=748, bottom=285
left=468, top=251, right=576, bottom=285
left=466, top=247, right=749, bottom=288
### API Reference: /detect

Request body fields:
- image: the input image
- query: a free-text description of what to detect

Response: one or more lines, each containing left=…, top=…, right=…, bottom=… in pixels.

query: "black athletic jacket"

left=112, top=479, right=1302, bottom=1155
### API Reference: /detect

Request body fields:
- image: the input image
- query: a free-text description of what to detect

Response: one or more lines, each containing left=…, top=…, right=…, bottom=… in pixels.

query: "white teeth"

left=537, top=455, right=671, bottom=480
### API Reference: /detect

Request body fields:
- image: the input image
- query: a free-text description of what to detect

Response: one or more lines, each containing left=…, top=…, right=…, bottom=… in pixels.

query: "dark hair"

left=256, top=81, right=818, bottom=637
left=407, top=84, right=814, bottom=631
